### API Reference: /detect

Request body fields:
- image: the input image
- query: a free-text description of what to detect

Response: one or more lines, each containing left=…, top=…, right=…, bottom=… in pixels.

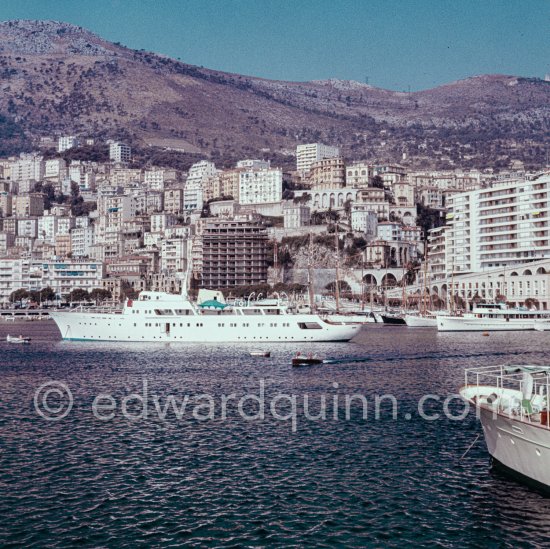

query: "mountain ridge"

left=0, top=19, right=548, bottom=169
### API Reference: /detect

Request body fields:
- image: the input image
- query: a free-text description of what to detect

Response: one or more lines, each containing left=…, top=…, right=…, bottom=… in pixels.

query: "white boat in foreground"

left=49, top=289, right=361, bottom=343
left=437, top=303, right=550, bottom=332
left=6, top=335, right=31, bottom=344
left=460, top=365, right=550, bottom=491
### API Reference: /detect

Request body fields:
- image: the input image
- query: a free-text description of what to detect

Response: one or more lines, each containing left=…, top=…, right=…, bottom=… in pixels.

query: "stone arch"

left=381, top=273, right=397, bottom=287
left=325, top=280, right=352, bottom=297
left=338, top=193, right=344, bottom=207
left=346, top=192, right=353, bottom=201
left=523, top=269, right=533, bottom=276
left=363, top=273, right=378, bottom=286
left=322, top=193, right=328, bottom=208
left=537, top=267, right=546, bottom=274
left=510, top=271, right=518, bottom=276
left=330, top=193, right=336, bottom=208
left=431, top=286, right=439, bottom=295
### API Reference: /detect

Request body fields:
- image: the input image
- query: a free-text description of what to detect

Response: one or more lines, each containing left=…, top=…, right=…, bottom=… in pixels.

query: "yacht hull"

left=49, top=311, right=361, bottom=343
left=477, top=406, right=550, bottom=489
left=404, top=315, right=437, bottom=327
left=437, top=316, right=535, bottom=331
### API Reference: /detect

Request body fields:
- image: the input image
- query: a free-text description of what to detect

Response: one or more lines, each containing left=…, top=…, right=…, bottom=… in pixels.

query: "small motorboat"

left=250, top=350, right=271, bottom=357
left=6, top=335, right=31, bottom=344
left=292, top=353, right=323, bottom=366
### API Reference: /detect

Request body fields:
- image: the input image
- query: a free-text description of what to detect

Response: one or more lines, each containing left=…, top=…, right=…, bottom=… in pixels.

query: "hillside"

left=0, top=19, right=548, bottom=169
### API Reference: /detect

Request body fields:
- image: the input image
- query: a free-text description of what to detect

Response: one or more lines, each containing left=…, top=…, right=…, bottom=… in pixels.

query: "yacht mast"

left=334, top=225, right=341, bottom=312
left=307, top=231, right=315, bottom=311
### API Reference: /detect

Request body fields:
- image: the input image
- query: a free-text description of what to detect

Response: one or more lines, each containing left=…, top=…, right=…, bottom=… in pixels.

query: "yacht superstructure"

left=437, top=303, right=550, bottom=332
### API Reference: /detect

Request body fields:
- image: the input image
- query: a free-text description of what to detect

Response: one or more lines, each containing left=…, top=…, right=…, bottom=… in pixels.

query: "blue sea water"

left=1, top=321, right=550, bottom=547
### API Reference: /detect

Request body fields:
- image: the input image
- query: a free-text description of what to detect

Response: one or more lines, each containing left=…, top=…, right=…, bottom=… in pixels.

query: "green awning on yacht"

left=198, top=300, right=228, bottom=309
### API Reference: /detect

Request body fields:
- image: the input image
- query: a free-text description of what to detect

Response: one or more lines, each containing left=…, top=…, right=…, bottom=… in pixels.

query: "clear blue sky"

left=1, top=0, right=548, bottom=91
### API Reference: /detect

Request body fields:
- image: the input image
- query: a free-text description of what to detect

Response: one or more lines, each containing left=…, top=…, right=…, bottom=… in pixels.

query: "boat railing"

left=464, top=365, right=550, bottom=426
left=59, top=305, right=123, bottom=314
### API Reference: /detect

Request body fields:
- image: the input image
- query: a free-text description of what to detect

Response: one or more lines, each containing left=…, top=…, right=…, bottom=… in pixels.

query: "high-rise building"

left=296, top=143, right=340, bottom=174
left=58, top=136, right=80, bottom=153
left=445, top=173, right=550, bottom=274
left=200, top=218, right=268, bottom=288
left=109, top=142, right=131, bottom=163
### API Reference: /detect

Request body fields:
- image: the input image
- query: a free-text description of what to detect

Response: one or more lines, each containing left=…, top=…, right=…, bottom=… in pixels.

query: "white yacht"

left=49, top=289, right=360, bottom=343
left=460, top=365, right=550, bottom=491
left=404, top=313, right=437, bottom=327
left=437, top=303, right=550, bottom=332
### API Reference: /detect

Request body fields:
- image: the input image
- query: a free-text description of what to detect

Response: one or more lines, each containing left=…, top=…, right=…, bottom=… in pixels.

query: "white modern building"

left=238, top=169, right=283, bottom=205
left=160, top=238, right=188, bottom=273
left=296, top=143, right=340, bottom=174
left=41, top=260, right=105, bottom=297
left=71, top=226, right=95, bottom=257
left=184, top=161, right=217, bottom=211
left=58, top=136, right=80, bottom=153
left=445, top=173, right=550, bottom=274
left=9, top=154, right=44, bottom=183
left=109, top=142, right=131, bottom=163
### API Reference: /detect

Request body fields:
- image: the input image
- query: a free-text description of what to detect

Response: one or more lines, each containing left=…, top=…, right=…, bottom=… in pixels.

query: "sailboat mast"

left=422, top=244, right=428, bottom=315
left=334, top=225, right=341, bottom=312
left=307, top=231, right=315, bottom=311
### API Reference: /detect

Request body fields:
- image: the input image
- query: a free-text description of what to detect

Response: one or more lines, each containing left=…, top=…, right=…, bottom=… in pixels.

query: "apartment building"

left=200, top=218, right=268, bottom=288
left=13, top=193, right=44, bottom=218
left=44, top=158, right=67, bottom=180
left=445, top=174, right=550, bottom=274
left=0, top=258, right=43, bottom=303
left=71, top=226, right=95, bottom=257
left=357, top=188, right=390, bottom=220
left=350, top=206, right=377, bottom=238
left=163, top=187, right=184, bottom=215
left=41, top=260, right=104, bottom=297
left=160, top=238, right=188, bottom=273
left=58, top=136, right=80, bottom=153
left=10, top=154, right=44, bottom=183
left=427, top=226, right=447, bottom=282
left=283, top=203, right=310, bottom=229
left=38, top=215, right=75, bottom=245
left=184, top=161, right=217, bottom=211
left=346, top=162, right=373, bottom=187
left=238, top=168, right=283, bottom=205
left=308, top=157, right=346, bottom=189
left=296, top=143, right=340, bottom=174
left=109, top=142, right=131, bottom=163
left=0, top=191, right=12, bottom=217
left=144, top=168, right=179, bottom=191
